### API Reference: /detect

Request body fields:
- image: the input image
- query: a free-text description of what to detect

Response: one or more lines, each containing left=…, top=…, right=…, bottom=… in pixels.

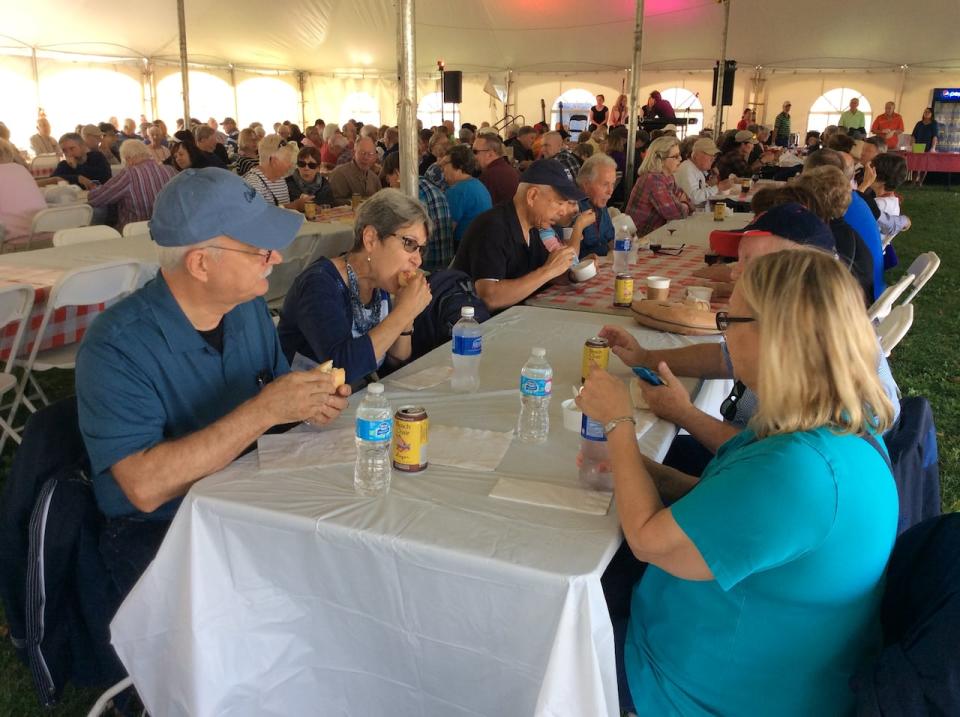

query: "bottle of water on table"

left=517, top=347, right=552, bottom=443
left=612, top=228, right=632, bottom=274
left=451, top=306, right=481, bottom=393
left=579, top=414, right=613, bottom=491
left=354, top=383, right=393, bottom=496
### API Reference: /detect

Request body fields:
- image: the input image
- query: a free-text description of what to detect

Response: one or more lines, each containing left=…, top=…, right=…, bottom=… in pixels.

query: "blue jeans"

left=99, top=517, right=170, bottom=602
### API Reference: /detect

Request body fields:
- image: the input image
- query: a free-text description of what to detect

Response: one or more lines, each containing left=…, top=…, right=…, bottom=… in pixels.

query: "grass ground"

left=0, top=185, right=956, bottom=714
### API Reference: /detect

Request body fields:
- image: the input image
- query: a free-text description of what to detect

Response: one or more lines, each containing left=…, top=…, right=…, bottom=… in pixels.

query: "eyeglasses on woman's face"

left=297, top=160, right=319, bottom=169
left=715, top=311, right=756, bottom=332
left=389, top=234, right=428, bottom=258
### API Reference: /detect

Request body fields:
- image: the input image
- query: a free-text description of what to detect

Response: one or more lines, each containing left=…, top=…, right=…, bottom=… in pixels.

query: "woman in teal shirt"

left=578, top=249, right=898, bottom=716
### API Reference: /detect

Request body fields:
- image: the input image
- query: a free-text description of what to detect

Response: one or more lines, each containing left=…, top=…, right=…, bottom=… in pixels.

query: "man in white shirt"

left=674, top=138, right=733, bottom=208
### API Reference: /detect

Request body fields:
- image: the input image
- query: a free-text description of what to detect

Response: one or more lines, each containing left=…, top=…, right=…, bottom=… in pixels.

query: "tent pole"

left=229, top=65, right=239, bottom=125
left=713, top=0, right=731, bottom=140
left=177, top=0, right=191, bottom=128
left=623, top=0, right=645, bottom=203
left=298, top=71, right=308, bottom=130
left=397, top=0, right=418, bottom=200
left=31, top=47, right=41, bottom=117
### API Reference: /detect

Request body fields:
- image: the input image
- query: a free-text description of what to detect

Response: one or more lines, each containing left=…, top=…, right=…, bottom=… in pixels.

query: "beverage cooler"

left=932, top=88, right=960, bottom=152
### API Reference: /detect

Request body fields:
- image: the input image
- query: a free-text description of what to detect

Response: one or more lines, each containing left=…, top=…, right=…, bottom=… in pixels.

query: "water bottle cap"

left=461, top=306, right=475, bottom=318
left=367, top=382, right=384, bottom=394
left=532, top=347, right=546, bottom=358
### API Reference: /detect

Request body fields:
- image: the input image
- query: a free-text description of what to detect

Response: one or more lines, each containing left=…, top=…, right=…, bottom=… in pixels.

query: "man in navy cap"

left=451, top=159, right=585, bottom=311
left=598, top=202, right=900, bottom=475
left=76, top=168, right=351, bottom=597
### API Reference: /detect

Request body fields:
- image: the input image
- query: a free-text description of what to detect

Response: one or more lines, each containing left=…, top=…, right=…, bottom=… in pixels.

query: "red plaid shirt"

left=625, top=171, right=692, bottom=237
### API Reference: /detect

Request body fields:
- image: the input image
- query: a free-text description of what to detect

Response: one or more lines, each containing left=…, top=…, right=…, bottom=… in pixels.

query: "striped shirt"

left=773, top=112, right=791, bottom=145
left=235, top=155, right=259, bottom=177
left=418, top=177, right=455, bottom=272
left=243, top=166, right=290, bottom=206
left=86, top=160, right=176, bottom=231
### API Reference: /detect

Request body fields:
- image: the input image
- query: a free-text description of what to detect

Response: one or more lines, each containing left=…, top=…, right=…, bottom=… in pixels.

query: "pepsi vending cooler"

left=932, top=88, right=960, bottom=152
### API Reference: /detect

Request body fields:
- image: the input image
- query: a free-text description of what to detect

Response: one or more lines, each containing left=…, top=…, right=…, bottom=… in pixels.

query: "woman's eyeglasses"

left=297, top=161, right=319, bottom=169
left=715, top=311, right=756, bottom=332
left=390, top=234, right=428, bottom=258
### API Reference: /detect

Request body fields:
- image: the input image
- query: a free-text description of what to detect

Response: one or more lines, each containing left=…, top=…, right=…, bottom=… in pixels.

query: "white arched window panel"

left=551, top=88, right=595, bottom=133
left=156, top=71, right=233, bottom=129
left=340, top=92, right=381, bottom=128
left=40, top=67, right=142, bottom=138
left=0, top=65, right=40, bottom=151
left=417, top=92, right=459, bottom=131
left=660, top=87, right=704, bottom=133
left=236, top=76, right=299, bottom=128
left=807, top=88, right=872, bottom=134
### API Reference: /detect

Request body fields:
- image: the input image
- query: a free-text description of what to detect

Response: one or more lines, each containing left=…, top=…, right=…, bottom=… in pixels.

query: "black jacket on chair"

left=0, top=397, right=125, bottom=707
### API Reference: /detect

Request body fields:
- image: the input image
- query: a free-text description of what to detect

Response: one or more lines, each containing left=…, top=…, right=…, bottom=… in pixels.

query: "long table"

left=0, top=217, right=353, bottom=359
left=109, top=306, right=730, bottom=717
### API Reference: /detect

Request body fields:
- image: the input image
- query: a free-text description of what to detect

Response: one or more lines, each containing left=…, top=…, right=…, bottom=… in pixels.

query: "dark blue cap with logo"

left=149, top=168, right=303, bottom=249
left=740, top=202, right=836, bottom=253
left=520, top=159, right=587, bottom=201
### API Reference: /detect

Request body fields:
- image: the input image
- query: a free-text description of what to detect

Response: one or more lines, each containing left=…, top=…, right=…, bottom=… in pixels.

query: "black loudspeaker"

left=442, top=71, right=463, bottom=104
left=711, top=60, right=736, bottom=107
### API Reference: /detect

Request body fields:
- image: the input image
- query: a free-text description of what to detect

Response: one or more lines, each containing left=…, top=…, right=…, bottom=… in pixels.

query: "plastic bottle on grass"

left=451, top=306, right=481, bottom=393
left=517, top=347, right=552, bottom=443
left=354, top=383, right=392, bottom=496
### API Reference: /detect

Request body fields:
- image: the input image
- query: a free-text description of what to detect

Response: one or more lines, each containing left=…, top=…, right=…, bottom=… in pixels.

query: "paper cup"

left=562, top=227, right=573, bottom=242
left=646, top=275, right=670, bottom=301
left=572, top=260, right=597, bottom=282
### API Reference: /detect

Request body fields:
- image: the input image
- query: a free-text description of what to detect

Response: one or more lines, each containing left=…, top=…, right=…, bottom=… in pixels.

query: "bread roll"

left=316, top=360, right=346, bottom=388
left=398, top=270, right=419, bottom=287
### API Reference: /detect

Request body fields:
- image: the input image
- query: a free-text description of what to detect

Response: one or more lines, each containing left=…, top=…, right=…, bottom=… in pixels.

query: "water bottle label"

left=356, top=418, right=393, bottom=442
left=614, top=238, right=631, bottom=252
left=580, top=414, right=607, bottom=442
left=520, top=376, right=552, bottom=397
left=453, top=335, right=482, bottom=356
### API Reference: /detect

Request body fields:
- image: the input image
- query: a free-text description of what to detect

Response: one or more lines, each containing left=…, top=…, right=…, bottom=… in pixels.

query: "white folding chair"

left=868, top=273, right=915, bottom=322
left=11, top=260, right=142, bottom=416
left=0, top=284, right=36, bottom=452
left=30, top=153, right=60, bottom=177
left=877, top=304, right=915, bottom=357
left=86, top=676, right=134, bottom=717
left=122, top=220, right=152, bottom=240
left=52, top=225, right=122, bottom=247
left=901, top=252, right=940, bottom=305
left=25, top=205, right=94, bottom=250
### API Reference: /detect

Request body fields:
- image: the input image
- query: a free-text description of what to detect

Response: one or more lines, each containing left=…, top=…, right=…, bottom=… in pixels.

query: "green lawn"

left=0, top=185, right=956, bottom=714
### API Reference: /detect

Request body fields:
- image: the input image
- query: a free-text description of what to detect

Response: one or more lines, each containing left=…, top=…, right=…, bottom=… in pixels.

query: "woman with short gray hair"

left=277, top=188, right=433, bottom=386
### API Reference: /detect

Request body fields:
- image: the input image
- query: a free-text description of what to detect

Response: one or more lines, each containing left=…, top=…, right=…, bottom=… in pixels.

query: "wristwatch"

left=603, top=416, right=636, bottom=435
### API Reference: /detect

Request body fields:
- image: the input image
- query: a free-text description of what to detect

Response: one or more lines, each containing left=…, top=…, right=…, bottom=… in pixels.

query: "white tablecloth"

left=110, top=306, right=730, bottom=717
left=646, top=210, right=751, bottom=248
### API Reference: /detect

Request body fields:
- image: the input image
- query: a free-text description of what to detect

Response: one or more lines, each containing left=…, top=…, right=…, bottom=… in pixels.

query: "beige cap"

left=81, top=124, right=103, bottom=138
left=734, top=130, right=758, bottom=144
left=692, top=138, right=720, bottom=155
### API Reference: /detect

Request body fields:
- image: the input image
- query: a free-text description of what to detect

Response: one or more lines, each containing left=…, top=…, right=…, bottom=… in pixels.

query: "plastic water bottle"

left=612, top=227, right=632, bottom=274
left=579, top=414, right=613, bottom=491
left=517, top=347, right=553, bottom=443
left=354, top=383, right=393, bottom=496
left=451, top=306, right=481, bottom=393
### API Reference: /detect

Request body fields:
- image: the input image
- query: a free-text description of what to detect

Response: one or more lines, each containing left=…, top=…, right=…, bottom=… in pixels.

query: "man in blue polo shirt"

left=76, top=168, right=351, bottom=597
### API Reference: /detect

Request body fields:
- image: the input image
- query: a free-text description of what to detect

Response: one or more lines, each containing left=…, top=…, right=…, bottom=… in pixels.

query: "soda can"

left=393, top=406, right=429, bottom=472
left=581, top=336, right=609, bottom=384
left=614, top=273, right=634, bottom=308
left=713, top=200, right=726, bottom=221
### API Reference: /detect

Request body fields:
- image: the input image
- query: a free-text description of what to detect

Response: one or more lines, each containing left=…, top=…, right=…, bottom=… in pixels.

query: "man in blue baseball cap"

left=451, top=159, right=587, bottom=311
left=76, top=168, right=351, bottom=601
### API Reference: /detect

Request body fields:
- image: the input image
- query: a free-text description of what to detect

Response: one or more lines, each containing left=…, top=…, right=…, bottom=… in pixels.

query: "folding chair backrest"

left=902, top=252, right=940, bottom=305
left=30, top=154, right=60, bottom=174
left=877, top=304, right=915, bottom=357
left=122, top=220, right=151, bottom=240
left=52, top=226, right=122, bottom=247
left=868, top=273, right=915, bottom=323
left=0, top=285, right=35, bottom=373
left=30, top=205, right=94, bottom=235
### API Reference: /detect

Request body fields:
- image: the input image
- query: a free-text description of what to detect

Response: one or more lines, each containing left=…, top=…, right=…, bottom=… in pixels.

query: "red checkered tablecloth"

left=525, top=248, right=731, bottom=317
left=0, top=267, right=105, bottom=361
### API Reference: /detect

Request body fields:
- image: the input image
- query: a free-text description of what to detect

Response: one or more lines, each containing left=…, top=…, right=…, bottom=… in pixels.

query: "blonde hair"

left=638, top=136, right=680, bottom=175
left=737, top=249, right=893, bottom=439
left=795, top=166, right=851, bottom=220
left=119, top=138, right=154, bottom=165
left=0, top=138, right=20, bottom=164
left=257, top=134, right=297, bottom=165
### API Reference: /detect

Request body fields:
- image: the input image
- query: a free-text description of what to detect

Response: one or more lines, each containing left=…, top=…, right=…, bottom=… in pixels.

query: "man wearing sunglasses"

left=328, top=136, right=382, bottom=206
left=451, top=159, right=585, bottom=311
left=76, top=168, right=351, bottom=602
left=599, top=202, right=900, bottom=476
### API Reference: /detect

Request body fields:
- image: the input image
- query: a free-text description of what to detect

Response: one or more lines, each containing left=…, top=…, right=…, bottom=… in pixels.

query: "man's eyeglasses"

left=356, top=150, right=378, bottom=158
left=715, top=311, right=756, bottom=332
left=389, top=234, right=428, bottom=258
left=297, top=160, right=319, bottom=169
left=207, top=245, right=274, bottom=263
